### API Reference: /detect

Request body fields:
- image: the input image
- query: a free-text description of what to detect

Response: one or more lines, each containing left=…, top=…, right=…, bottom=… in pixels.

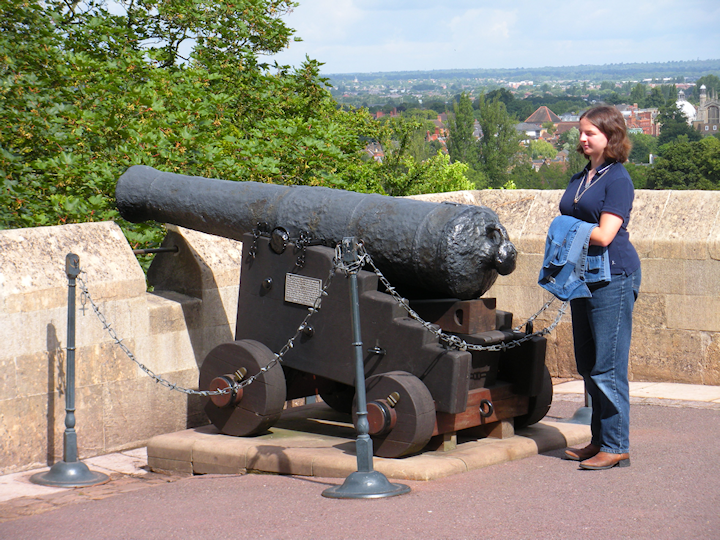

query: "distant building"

left=693, top=85, right=720, bottom=135
left=515, top=122, right=543, bottom=141
left=431, top=114, right=449, bottom=138
left=508, top=80, right=533, bottom=89
left=365, top=142, right=384, bottom=162
left=621, top=104, right=660, bottom=136
left=676, top=90, right=697, bottom=124
left=555, top=121, right=579, bottom=137
left=373, top=108, right=399, bottom=120
left=525, top=106, right=561, bottom=124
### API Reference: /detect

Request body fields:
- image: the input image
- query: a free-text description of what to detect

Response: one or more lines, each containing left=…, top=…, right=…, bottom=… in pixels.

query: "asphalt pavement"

left=1, top=381, right=719, bottom=540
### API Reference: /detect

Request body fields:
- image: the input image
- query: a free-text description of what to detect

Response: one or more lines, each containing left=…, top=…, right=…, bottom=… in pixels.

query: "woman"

left=561, top=106, right=641, bottom=470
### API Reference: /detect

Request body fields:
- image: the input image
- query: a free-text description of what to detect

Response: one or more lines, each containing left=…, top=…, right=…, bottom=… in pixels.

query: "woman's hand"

left=590, top=212, right=623, bottom=247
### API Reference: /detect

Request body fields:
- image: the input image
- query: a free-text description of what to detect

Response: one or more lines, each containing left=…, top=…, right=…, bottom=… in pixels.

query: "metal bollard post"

left=322, top=238, right=410, bottom=499
left=31, top=254, right=109, bottom=488
left=561, top=384, right=592, bottom=425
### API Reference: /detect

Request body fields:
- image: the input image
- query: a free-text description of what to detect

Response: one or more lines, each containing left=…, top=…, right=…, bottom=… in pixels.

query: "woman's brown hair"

left=576, top=105, right=632, bottom=163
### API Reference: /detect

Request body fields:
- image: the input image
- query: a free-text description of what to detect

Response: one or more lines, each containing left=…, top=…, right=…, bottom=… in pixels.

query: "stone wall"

left=413, top=189, right=720, bottom=387
left=2, top=189, right=719, bottom=474
left=0, top=222, right=242, bottom=475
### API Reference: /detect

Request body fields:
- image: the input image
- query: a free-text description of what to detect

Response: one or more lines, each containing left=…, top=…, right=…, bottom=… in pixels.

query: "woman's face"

left=579, top=117, right=608, bottom=164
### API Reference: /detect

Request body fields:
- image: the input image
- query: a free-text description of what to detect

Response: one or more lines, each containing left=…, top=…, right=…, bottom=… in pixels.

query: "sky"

left=263, top=0, right=720, bottom=75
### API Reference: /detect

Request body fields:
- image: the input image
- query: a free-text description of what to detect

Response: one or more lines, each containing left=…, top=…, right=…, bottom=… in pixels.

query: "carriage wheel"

left=513, top=365, right=553, bottom=429
left=199, top=339, right=286, bottom=436
left=353, top=371, right=436, bottom=458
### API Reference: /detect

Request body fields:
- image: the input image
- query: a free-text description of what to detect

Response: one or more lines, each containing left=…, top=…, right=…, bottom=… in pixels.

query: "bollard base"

left=322, top=470, right=410, bottom=499
left=560, top=406, right=592, bottom=425
left=30, top=460, right=110, bottom=488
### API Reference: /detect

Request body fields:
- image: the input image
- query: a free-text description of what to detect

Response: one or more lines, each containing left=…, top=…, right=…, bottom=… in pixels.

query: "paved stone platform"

left=3, top=383, right=719, bottom=537
left=147, top=402, right=590, bottom=481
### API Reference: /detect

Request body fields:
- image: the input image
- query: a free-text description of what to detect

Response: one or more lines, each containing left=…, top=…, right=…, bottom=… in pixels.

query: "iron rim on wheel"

left=199, top=339, right=286, bottom=436
left=353, top=371, right=436, bottom=458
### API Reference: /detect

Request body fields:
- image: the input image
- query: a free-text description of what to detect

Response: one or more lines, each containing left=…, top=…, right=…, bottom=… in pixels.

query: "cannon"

left=117, top=166, right=552, bottom=458
left=116, top=165, right=517, bottom=300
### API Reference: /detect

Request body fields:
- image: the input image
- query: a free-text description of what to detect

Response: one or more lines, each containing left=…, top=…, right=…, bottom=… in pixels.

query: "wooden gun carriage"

left=116, top=166, right=552, bottom=458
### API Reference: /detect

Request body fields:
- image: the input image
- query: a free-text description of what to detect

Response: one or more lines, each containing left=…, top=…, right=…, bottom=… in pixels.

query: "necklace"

left=573, top=162, right=615, bottom=204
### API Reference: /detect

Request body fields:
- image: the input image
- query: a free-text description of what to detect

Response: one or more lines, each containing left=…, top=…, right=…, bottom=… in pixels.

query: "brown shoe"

left=564, top=444, right=600, bottom=461
left=579, top=451, right=630, bottom=470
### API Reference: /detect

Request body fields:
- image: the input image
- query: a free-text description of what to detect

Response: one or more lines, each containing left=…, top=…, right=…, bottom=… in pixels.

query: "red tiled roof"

left=525, top=106, right=561, bottom=124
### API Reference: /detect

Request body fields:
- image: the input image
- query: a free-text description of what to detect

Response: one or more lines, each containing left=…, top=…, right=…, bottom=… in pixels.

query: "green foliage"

left=695, top=75, right=720, bottom=99
left=645, top=87, right=667, bottom=108
left=624, top=163, right=649, bottom=189
left=383, top=152, right=475, bottom=197
left=657, top=102, right=702, bottom=146
left=542, top=122, right=557, bottom=135
left=509, top=159, right=570, bottom=190
left=0, top=0, right=301, bottom=243
left=1, top=0, right=471, bottom=249
left=446, top=92, right=477, bottom=166
left=475, top=95, right=522, bottom=188
left=647, top=137, right=720, bottom=189
left=371, top=116, right=473, bottom=196
left=528, top=140, right=557, bottom=160
left=629, top=83, right=647, bottom=106
left=444, top=92, right=522, bottom=188
left=628, top=133, right=658, bottom=163
left=559, top=127, right=579, bottom=148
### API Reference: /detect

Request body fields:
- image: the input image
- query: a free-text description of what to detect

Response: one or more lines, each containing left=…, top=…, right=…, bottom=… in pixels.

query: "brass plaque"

left=285, top=273, right=322, bottom=307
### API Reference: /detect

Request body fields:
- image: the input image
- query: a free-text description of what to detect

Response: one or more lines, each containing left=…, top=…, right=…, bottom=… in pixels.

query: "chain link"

left=77, top=240, right=566, bottom=397
left=77, top=262, right=336, bottom=397
left=358, top=243, right=568, bottom=353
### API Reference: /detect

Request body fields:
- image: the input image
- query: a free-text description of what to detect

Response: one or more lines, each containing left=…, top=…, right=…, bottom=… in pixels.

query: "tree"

left=508, top=160, right=541, bottom=189
left=695, top=75, right=720, bottom=99
left=628, top=133, right=658, bottom=163
left=475, top=94, right=521, bottom=188
left=484, top=88, right=515, bottom=109
left=656, top=102, right=701, bottom=147
left=542, top=122, right=557, bottom=135
left=645, top=87, right=666, bottom=108
left=446, top=92, right=477, bottom=166
left=1, top=0, right=303, bottom=237
left=647, top=137, right=720, bottom=189
left=385, top=152, right=475, bottom=197
left=629, top=83, right=647, bottom=107
left=374, top=116, right=475, bottom=196
left=537, top=163, right=569, bottom=189
left=528, top=140, right=557, bottom=160
left=624, top=163, right=649, bottom=189
left=1, top=0, right=469, bottom=245
left=559, top=127, right=579, bottom=148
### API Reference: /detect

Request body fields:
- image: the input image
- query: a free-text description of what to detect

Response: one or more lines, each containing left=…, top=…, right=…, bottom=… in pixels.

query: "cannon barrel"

left=116, top=165, right=516, bottom=299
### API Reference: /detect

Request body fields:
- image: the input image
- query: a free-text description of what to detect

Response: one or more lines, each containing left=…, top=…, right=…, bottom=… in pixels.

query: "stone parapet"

left=0, top=222, right=241, bottom=475
left=413, top=189, right=720, bottom=386
left=2, top=189, right=719, bottom=474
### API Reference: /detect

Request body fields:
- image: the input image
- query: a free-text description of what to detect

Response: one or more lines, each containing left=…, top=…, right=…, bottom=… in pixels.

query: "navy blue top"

left=559, top=160, right=640, bottom=275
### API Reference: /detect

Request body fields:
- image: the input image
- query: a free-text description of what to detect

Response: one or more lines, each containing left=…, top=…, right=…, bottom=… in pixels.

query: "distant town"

left=322, top=59, right=720, bottom=190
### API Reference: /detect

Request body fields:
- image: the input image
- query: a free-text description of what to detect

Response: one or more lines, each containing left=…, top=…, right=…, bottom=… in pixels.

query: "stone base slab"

left=147, top=403, right=590, bottom=481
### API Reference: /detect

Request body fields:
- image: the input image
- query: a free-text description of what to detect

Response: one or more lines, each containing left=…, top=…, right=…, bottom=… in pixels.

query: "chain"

left=76, top=240, right=566, bottom=396
left=334, top=241, right=370, bottom=275
left=513, top=296, right=559, bottom=333
left=295, top=231, right=312, bottom=268
left=76, top=262, right=336, bottom=397
left=248, top=222, right=271, bottom=259
left=358, top=243, right=568, bottom=352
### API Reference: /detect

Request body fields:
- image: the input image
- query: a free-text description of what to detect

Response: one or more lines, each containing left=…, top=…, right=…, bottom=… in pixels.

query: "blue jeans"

left=570, top=269, right=641, bottom=454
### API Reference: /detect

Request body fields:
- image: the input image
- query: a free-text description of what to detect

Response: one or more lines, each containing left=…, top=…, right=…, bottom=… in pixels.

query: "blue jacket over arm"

left=538, top=215, right=611, bottom=301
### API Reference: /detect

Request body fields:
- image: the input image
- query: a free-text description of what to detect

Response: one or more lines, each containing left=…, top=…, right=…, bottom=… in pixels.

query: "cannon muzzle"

left=116, top=165, right=516, bottom=299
